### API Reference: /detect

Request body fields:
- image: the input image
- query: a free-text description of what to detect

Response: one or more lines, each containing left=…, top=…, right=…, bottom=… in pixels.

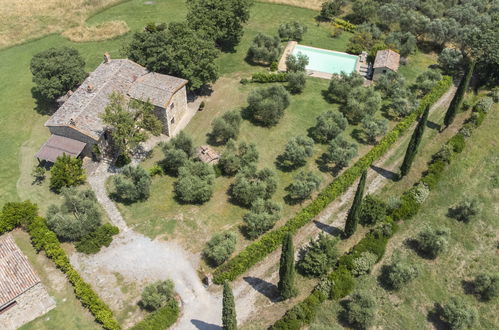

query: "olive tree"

left=247, top=85, right=290, bottom=126
left=473, top=273, right=499, bottom=301
left=362, top=116, right=388, bottom=144
left=247, top=33, right=281, bottom=65
left=415, top=226, right=450, bottom=259
left=321, top=136, right=358, bottom=170
left=285, top=53, right=309, bottom=72
left=231, top=167, right=277, bottom=207
left=440, top=297, right=477, bottom=330
left=174, top=161, right=215, bottom=204
left=218, top=140, right=259, bottom=176
left=309, top=110, right=347, bottom=143
left=285, top=171, right=321, bottom=202
left=203, top=231, right=237, bottom=266
left=381, top=261, right=419, bottom=290
left=243, top=199, right=281, bottom=239
left=343, top=292, right=376, bottom=329
left=278, top=21, right=307, bottom=41
left=209, top=110, right=242, bottom=145
left=277, top=136, right=314, bottom=169
left=139, top=280, right=175, bottom=311
left=112, top=165, right=151, bottom=203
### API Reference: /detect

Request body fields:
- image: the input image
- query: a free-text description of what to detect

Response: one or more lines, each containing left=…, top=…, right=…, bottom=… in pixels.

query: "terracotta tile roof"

left=35, top=134, right=87, bottom=163
left=373, top=49, right=400, bottom=71
left=45, top=59, right=187, bottom=140
left=0, top=235, right=40, bottom=307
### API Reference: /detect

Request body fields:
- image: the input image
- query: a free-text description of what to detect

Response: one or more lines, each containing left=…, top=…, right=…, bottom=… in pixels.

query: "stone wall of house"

left=48, top=126, right=99, bottom=156
left=166, top=86, right=188, bottom=136
left=0, top=283, right=55, bottom=330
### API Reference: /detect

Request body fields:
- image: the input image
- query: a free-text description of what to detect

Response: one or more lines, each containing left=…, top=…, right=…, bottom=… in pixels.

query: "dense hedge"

left=251, top=72, right=288, bottom=83
left=213, top=76, right=452, bottom=284
left=27, top=216, right=121, bottom=330
left=75, top=224, right=120, bottom=254
left=131, top=300, right=179, bottom=330
left=270, top=92, right=493, bottom=330
left=333, top=18, right=356, bottom=32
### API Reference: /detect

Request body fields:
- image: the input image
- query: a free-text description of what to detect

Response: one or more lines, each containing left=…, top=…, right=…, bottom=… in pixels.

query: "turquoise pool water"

left=292, top=45, right=358, bottom=75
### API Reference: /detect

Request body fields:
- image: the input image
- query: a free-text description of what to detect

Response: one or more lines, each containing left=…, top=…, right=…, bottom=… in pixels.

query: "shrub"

left=203, top=231, right=237, bottom=266
left=140, top=279, right=175, bottom=311
left=473, top=273, right=499, bottom=301
left=440, top=297, right=477, bottom=329
left=448, top=133, right=466, bottom=153
left=277, top=136, right=314, bottom=169
left=474, top=97, right=493, bottom=113
left=431, top=144, right=454, bottom=164
left=491, top=87, right=499, bottom=103
left=416, top=226, right=450, bottom=259
left=320, top=0, right=345, bottom=21
left=321, top=136, right=358, bottom=170
left=243, top=199, right=281, bottom=239
left=161, top=132, right=195, bottom=175
left=409, top=183, right=430, bottom=204
left=49, top=154, right=86, bottom=193
left=359, top=195, right=387, bottom=226
left=448, top=198, right=480, bottom=223
left=285, top=53, right=309, bottom=73
left=247, top=85, right=291, bottom=126
left=148, top=164, right=163, bottom=177
left=174, top=161, right=215, bottom=204
left=381, top=261, right=418, bottom=290
left=324, top=71, right=363, bottom=104
left=278, top=21, right=307, bottom=41
left=251, top=72, right=288, bottom=83
left=343, top=292, right=376, bottom=329
left=219, top=140, right=259, bottom=176
left=297, top=233, right=339, bottom=277
left=438, top=48, right=464, bottom=76
left=414, top=69, right=443, bottom=96
left=341, top=86, right=382, bottom=124
left=351, top=251, right=377, bottom=276
left=287, top=72, right=306, bottom=94
left=0, top=201, right=38, bottom=234
left=75, top=224, right=119, bottom=254
left=285, top=171, right=322, bottom=202
left=209, top=110, right=242, bottom=144
left=46, top=188, right=101, bottom=241
left=329, top=266, right=355, bottom=300
left=362, top=116, right=388, bottom=144
left=131, top=300, right=179, bottom=330
left=309, top=110, right=347, bottom=143
left=231, top=167, right=277, bottom=207
left=333, top=18, right=356, bottom=32
left=247, top=33, right=281, bottom=64
left=32, top=165, right=46, bottom=184
left=112, top=165, right=151, bottom=203
left=115, top=153, right=131, bottom=168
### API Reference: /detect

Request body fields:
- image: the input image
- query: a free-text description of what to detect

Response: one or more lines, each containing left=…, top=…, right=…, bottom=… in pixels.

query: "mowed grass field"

left=311, top=104, right=499, bottom=329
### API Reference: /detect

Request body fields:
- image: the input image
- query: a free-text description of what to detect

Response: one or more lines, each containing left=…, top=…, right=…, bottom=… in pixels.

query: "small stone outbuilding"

left=372, top=49, right=400, bottom=81
left=196, top=145, right=220, bottom=164
left=0, top=234, right=55, bottom=330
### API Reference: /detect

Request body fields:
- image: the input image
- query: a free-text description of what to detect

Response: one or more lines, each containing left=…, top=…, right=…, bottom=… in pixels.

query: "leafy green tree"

left=359, top=195, right=387, bottom=226
left=125, top=22, right=219, bottom=90
left=346, top=30, right=376, bottom=55
left=75, top=224, right=119, bottom=254
left=243, top=199, right=281, bottom=239
left=101, top=92, right=161, bottom=157
left=310, top=110, right=347, bottom=143
left=473, top=273, right=499, bottom=301
left=351, top=0, right=376, bottom=23
left=375, top=71, right=406, bottom=99
left=341, top=86, right=382, bottom=124
left=286, top=72, right=306, bottom=94
left=49, top=154, right=86, bottom=193
left=362, top=116, right=388, bottom=144
left=438, top=48, right=464, bottom=76
left=285, top=53, right=309, bottom=72
left=285, top=171, right=321, bottom=202
left=400, top=104, right=430, bottom=177
left=413, top=69, right=442, bottom=96
left=320, top=0, right=346, bottom=20
left=440, top=297, right=477, bottom=330
left=112, top=165, right=151, bottom=203
left=448, top=198, right=480, bottom=223
left=416, top=226, right=450, bottom=259
left=381, top=261, right=419, bottom=290
left=344, top=170, right=367, bottom=237
left=187, top=0, right=252, bottom=50
left=222, top=281, right=237, bottom=330
left=219, top=140, right=259, bottom=176
left=278, top=21, right=307, bottom=41
left=278, top=233, right=297, bottom=299
left=297, top=233, right=339, bottom=277
left=161, top=132, right=195, bottom=175
left=175, top=161, right=215, bottom=204
left=32, top=166, right=46, bottom=185
left=325, top=71, right=364, bottom=104
left=444, top=58, right=475, bottom=128
left=203, top=231, right=237, bottom=266
left=247, top=33, right=281, bottom=65
left=210, top=111, right=242, bottom=145
left=277, top=136, right=314, bottom=169
left=46, top=188, right=101, bottom=241
left=231, top=167, right=277, bottom=207
left=139, top=280, right=175, bottom=311
left=344, top=292, right=376, bottom=329
left=247, top=85, right=290, bottom=126
left=322, top=136, right=358, bottom=170
left=390, top=95, right=419, bottom=118
left=0, top=201, right=38, bottom=233
left=30, top=47, right=86, bottom=101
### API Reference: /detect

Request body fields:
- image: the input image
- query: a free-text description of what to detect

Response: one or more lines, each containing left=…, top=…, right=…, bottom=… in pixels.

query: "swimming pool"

left=291, top=45, right=359, bottom=75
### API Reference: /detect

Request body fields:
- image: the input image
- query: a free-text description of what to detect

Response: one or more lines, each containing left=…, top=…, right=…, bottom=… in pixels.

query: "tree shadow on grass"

left=351, top=128, right=368, bottom=145
left=370, top=165, right=398, bottom=181
left=403, top=238, right=438, bottom=260
left=243, top=276, right=281, bottom=302
left=336, top=299, right=356, bottom=329
left=191, top=319, right=221, bottom=330
left=315, top=157, right=343, bottom=176
left=31, top=89, right=58, bottom=115
left=426, top=303, right=449, bottom=330
left=427, top=120, right=441, bottom=131
left=313, top=220, right=343, bottom=237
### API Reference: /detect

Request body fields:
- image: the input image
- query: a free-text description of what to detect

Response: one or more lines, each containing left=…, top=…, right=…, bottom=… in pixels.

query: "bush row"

left=27, top=216, right=121, bottom=330
left=130, top=300, right=179, bottom=330
left=251, top=72, right=288, bottom=83
left=271, top=95, right=492, bottom=329
left=213, top=76, right=452, bottom=284
left=333, top=18, right=357, bottom=32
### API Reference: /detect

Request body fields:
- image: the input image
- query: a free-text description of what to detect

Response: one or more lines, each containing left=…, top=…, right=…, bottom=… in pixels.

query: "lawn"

left=311, top=103, right=499, bottom=329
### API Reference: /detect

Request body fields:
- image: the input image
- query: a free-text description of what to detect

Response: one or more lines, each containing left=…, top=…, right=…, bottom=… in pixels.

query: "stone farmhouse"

left=36, top=54, right=189, bottom=163
left=0, top=234, right=55, bottom=330
left=372, top=49, right=401, bottom=81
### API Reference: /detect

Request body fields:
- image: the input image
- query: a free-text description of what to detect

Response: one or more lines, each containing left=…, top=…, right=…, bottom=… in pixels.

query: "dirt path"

left=231, top=86, right=458, bottom=327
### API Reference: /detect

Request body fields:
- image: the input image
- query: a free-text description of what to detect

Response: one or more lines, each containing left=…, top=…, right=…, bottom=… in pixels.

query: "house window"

left=0, top=301, right=17, bottom=314
left=171, top=117, right=175, bottom=124
left=383, top=69, right=387, bottom=73
left=170, top=102, right=174, bottom=109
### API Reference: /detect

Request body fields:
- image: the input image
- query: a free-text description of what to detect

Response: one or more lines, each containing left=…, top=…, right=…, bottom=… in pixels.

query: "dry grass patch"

left=0, top=0, right=124, bottom=48
left=62, top=20, right=129, bottom=42
left=259, top=0, right=323, bottom=11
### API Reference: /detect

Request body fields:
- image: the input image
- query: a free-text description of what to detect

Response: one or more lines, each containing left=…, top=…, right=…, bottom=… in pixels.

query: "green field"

left=311, top=104, right=499, bottom=329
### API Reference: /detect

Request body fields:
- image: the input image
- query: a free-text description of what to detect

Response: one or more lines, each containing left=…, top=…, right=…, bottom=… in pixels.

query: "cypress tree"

left=443, top=58, right=475, bottom=128
left=278, top=233, right=297, bottom=299
left=400, top=104, right=430, bottom=177
left=344, top=170, right=367, bottom=237
left=222, top=281, right=237, bottom=330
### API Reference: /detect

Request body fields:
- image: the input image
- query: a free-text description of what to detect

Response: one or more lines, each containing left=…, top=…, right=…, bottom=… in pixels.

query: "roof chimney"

left=103, top=52, right=111, bottom=63
left=86, top=84, right=94, bottom=93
